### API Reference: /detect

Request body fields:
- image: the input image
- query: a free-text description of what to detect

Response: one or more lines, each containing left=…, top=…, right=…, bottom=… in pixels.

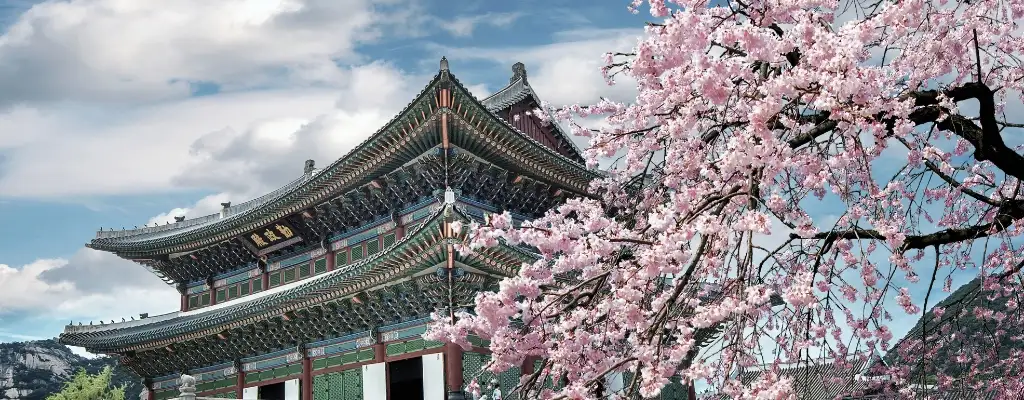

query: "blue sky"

left=0, top=0, right=648, bottom=344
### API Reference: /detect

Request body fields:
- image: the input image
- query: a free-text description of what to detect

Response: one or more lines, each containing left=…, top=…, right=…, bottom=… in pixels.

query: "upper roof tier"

left=87, top=59, right=599, bottom=258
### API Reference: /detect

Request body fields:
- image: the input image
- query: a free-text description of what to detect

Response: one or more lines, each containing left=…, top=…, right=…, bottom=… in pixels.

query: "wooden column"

left=301, top=352, right=313, bottom=400
left=373, top=342, right=386, bottom=362
left=177, top=283, right=188, bottom=312
left=207, top=277, right=217, bottom=306
left=260, top=262, right=270, bottom=291
left=235, top=362, right=245, bottom=399
left=144, top=379, right=155, bottom=400
left=325, top=248, right=335, bottom=272
left=444, top=343, right=464, bottom=397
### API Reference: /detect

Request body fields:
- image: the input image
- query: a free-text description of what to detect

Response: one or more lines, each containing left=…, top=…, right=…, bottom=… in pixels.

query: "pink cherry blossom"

left=427, top=0, right=1024, bottom=398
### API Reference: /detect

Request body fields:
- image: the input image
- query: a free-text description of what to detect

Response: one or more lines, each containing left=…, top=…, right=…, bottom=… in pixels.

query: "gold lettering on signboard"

left=263, top=229, right=282, bottom=242
left=251, top=234, right=268, bottom=247
left=275, top=224, right=294, bottom=238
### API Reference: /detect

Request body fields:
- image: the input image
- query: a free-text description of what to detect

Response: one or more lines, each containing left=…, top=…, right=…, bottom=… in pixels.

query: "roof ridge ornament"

left=304, top=159, right=316, bottom=175
left=511, top=62, right=526, bottom=84
left=440, top=56, right=449, bottom=72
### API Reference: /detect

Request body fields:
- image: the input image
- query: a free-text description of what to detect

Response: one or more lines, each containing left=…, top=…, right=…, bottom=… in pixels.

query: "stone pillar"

left=444, top=343, right=465, bottom=400
left=178, top=375, right=196, bottom=400
left=302, top=351, right=313, bottom=400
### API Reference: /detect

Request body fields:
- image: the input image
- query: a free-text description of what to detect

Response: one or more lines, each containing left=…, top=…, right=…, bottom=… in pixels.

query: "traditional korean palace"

left=59, top=59, right=599, bottom=400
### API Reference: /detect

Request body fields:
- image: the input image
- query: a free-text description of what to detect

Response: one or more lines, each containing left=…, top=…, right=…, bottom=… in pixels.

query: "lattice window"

left=299, top=263, right=311, bottom=278
left=366, top=239, right=380, bottom=255
left=314, top=369, right=362, bottom=400
left=252, top=277, right=263, bottom=292
left=228, top=285, right=238, bottom=299
left=269, top=272, right=281, bottom=287
left=240, top=281, right=250, bottom=296
left=382, top=233, right=396, bottom=248
left=189, top=295, right=200, bottom=309
left=314, top=258, right=328, bottom=274
left=201, top=293, right=211, bottom=306
left=351, top=246, right=364, bottom=262
left=216, top=289, right=226, bottom=303
left=283, top=268, right=296, bottom=282
left=335, top=251, right=347, bottom=268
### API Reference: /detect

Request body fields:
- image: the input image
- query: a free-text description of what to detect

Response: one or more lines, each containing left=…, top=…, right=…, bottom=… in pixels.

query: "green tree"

left=46, top=366, right=126, bottom=400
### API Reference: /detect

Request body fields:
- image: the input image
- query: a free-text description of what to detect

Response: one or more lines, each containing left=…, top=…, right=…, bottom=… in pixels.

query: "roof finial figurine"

left=304, top=159, right=316, bottom=175
left=440, top=56, right=449, bottom=71
left=511, top=62, right=527, bottom=84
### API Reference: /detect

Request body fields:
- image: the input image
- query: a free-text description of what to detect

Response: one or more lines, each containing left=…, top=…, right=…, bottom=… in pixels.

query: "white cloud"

left=438, top=12, right=523, bottom=37
left=0, top=0, right=392, bottom=107
left=0, top=89, right=340, bottom=198
left=433, top=28, right=643, bottom=106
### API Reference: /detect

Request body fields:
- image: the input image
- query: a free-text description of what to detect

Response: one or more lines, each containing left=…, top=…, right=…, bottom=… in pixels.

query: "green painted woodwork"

left=350, top=246, right=364, bottom=262
left=253, top=278, right=263, bottom=292
left=216, top=289, right=226, bottom=303
left=228, top=285, right=238, bottom=299
left=313, top=258, right=327, bottom=274
left=269, top=272, right=281, bottom=288
left=196, top=376, right=234, bottom=393
left=300, top=263, right=311, bottom=278
left=467, top=335, right=491, bottom=348
left=243, top=363, right=301, bottom=384
left=313, top=348, right=374, bottom=371
left=240, top=281, right=250, bottom=296
left=366, top=240, right=380, bottom=255
left=313, top=368, right=362, bottom=400
left=283, top=268, right=296, bottom=283
left=189, top=295, right=200, bottom=308
left=384, top=338, right=443, bottom=356
left=382, top=233, right=396, bottom=248
left=464, top=352, right=520, bottom=396
left=335, top=251, right=347, bottom=268
left=201, top=293, right=210, bottom=306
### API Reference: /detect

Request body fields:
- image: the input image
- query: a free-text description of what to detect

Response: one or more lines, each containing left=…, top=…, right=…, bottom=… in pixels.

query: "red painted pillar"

left=207, top=277, right=217, bottom=306
left=445, top=343, right=464, bottom=395
left=177, top=283, right=188, bottom=312
left=373, top=342, right=386, bottom=362
left=302, top=354, right=313, bottom=400
left=235, top=365, right=245, bottom=398
left=325, top=249, right=335, bottom=272
left=145, top=379, right=156, bottom=400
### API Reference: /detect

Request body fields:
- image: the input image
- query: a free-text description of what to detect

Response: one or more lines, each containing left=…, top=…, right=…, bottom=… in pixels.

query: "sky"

left=0, top=0, right=646, bottom=347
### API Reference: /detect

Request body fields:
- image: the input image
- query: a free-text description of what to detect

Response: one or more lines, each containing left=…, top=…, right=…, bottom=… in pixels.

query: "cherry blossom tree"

left=428, top=0, right=1024, bottom=398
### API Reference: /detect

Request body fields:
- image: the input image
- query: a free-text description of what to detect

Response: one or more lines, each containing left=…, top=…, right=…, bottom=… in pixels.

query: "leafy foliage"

left=46, top=367, right=126, bottom=400
left=0, top=340, right=141, bottom=400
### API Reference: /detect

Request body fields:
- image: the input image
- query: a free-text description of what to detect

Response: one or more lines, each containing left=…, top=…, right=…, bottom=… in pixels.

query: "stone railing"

left=166, top=374, right=261, bottom=400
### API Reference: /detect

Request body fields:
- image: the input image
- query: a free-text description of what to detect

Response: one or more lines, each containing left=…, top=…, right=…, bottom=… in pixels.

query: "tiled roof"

left=87, top=63, right=598, bottom=256
left=60, top=202, right=537, bottom=350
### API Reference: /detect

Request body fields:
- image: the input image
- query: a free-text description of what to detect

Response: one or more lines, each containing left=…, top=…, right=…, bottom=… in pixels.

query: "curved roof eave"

left=59, top=203, right=537, bottom=352
left=87, top=67, right=602, bottom=256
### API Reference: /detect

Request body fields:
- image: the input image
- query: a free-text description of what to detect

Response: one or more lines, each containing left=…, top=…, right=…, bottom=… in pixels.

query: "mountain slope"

left=0, top=340, right=141, bottom=400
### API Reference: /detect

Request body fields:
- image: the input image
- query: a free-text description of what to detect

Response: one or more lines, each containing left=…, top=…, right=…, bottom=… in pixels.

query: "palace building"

left=59, top=58, right=598, bottom=400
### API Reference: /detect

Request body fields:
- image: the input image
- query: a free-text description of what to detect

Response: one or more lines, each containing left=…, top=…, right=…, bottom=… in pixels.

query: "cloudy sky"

left=0, top=0, right=645, bottom=344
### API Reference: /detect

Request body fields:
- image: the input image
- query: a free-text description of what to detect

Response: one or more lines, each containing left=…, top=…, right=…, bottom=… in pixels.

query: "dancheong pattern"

left=463, top=352, right=520, bottom=396
left=313, top=368, right=363, bottom=400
